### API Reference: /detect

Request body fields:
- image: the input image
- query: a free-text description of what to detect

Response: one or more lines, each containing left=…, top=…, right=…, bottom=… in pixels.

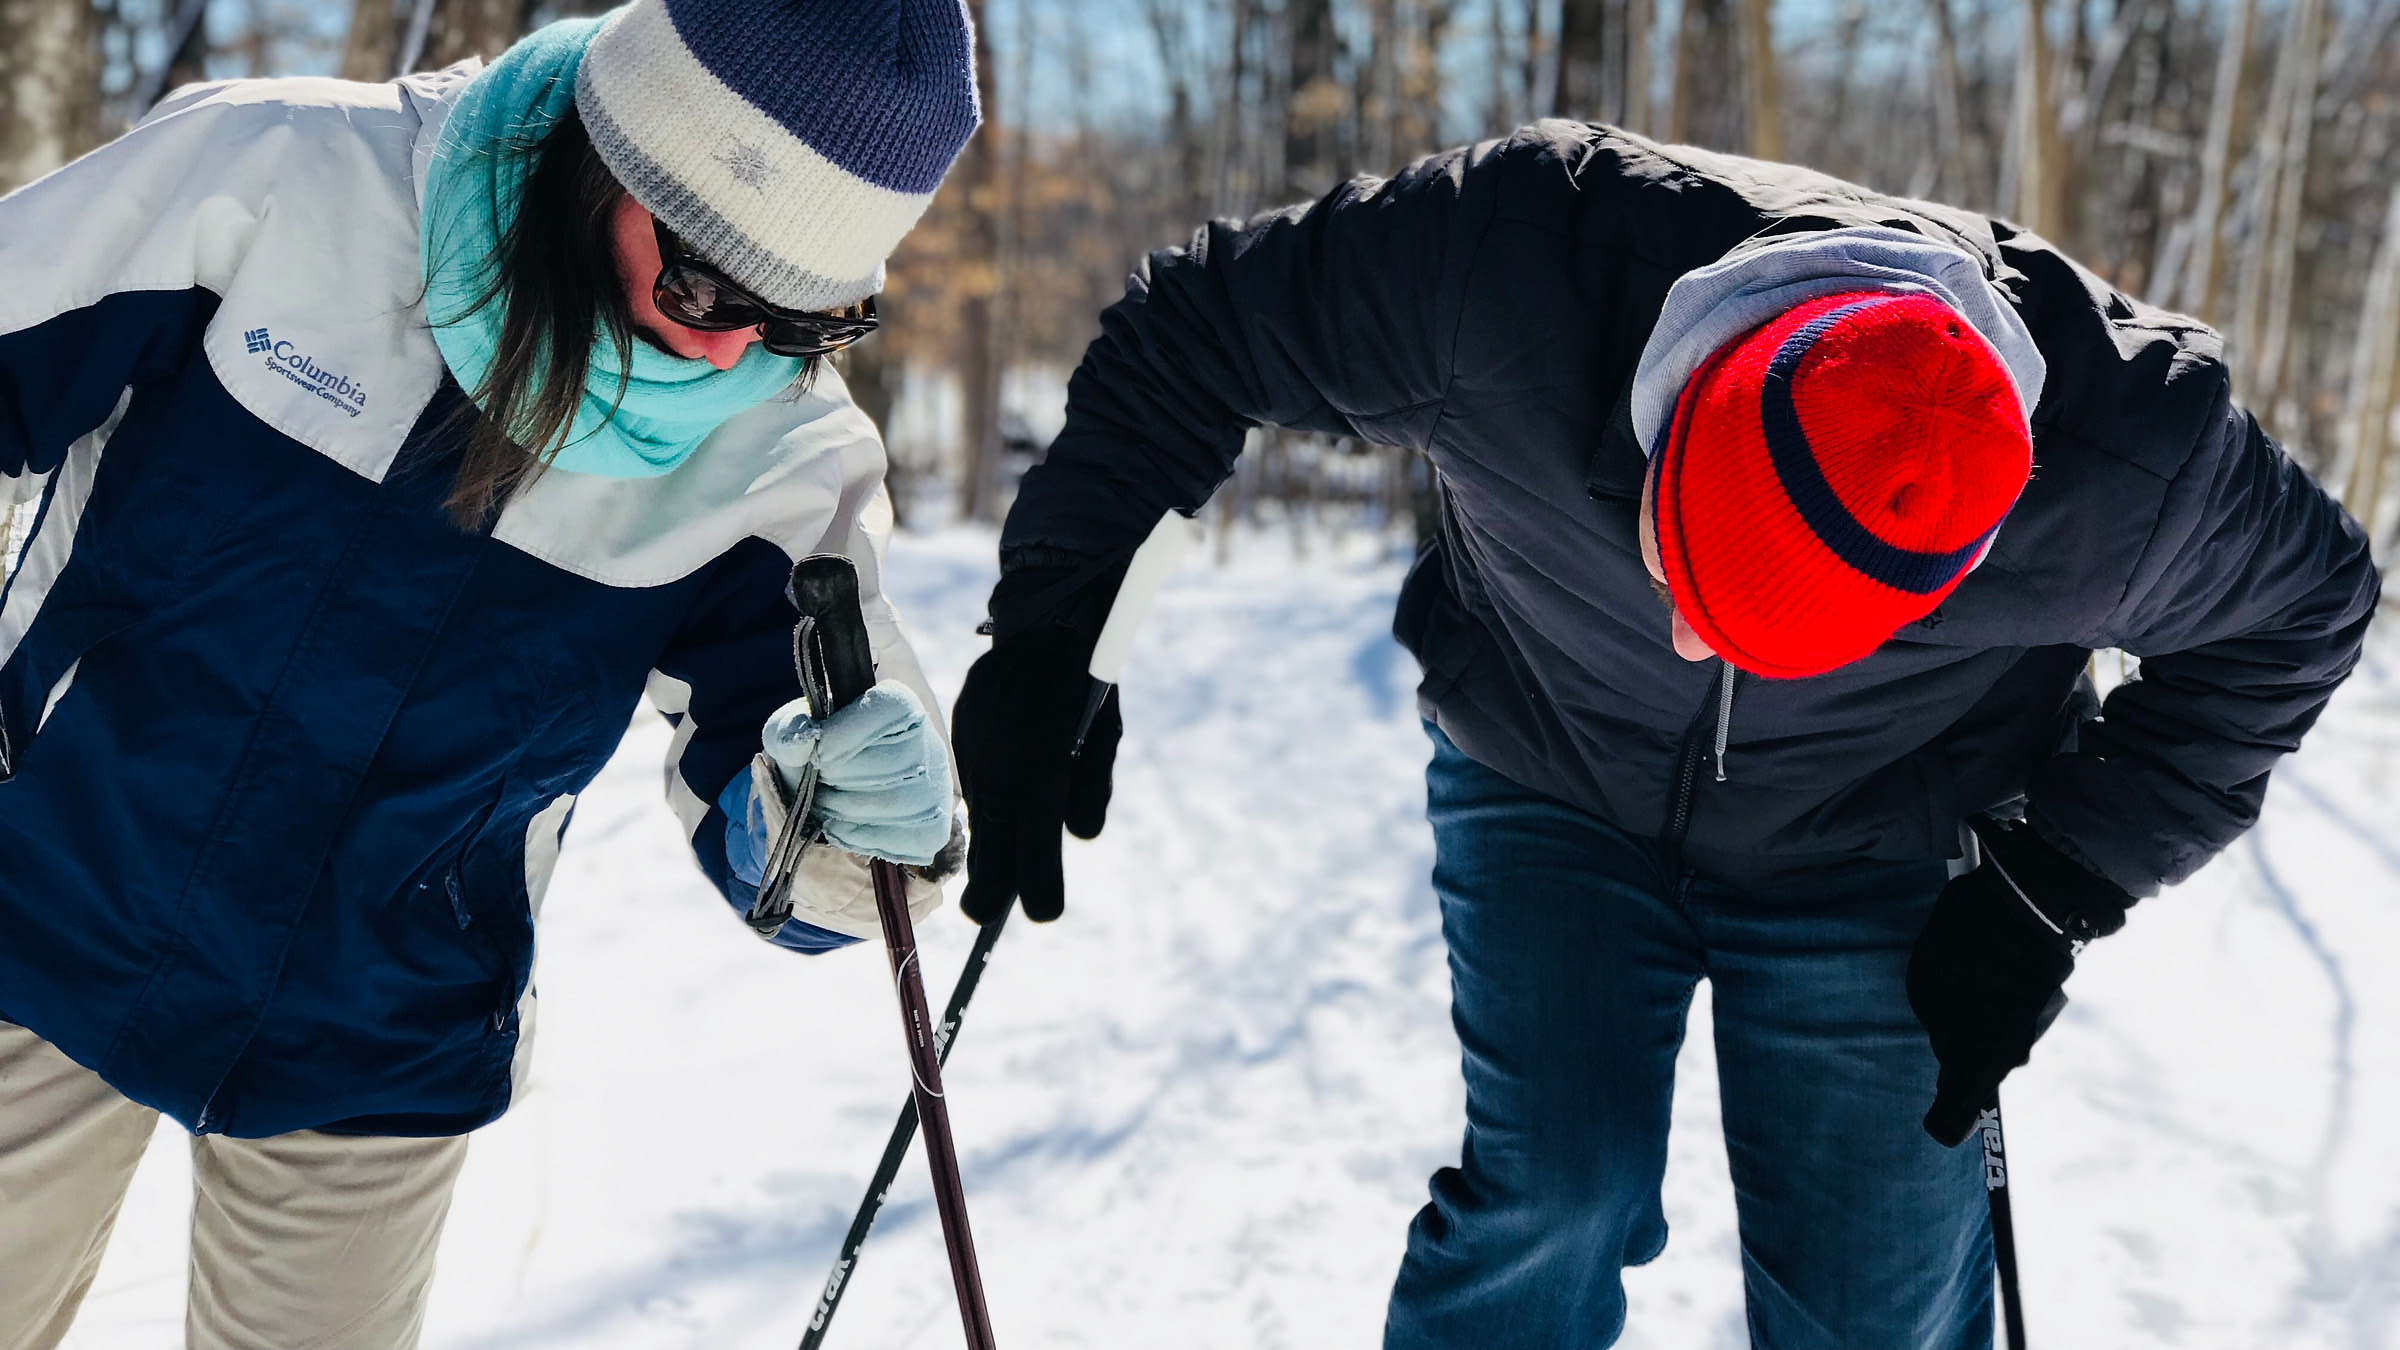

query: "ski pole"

left=786, top=555, right=998, bottom=1350
left=798, top=910, right=1006, bottom=1350
left=792, top=511, right=1195, bottom=1335
left=796, top=513, right=1194, bottom=1346
left=1977, top=1099, right=2028, bottom=1350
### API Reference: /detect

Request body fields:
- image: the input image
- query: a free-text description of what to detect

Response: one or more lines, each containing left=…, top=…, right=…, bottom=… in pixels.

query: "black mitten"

left=1907, top=818, right=2131, bottom=1146
left=951, top=562, right=1127, bottom=924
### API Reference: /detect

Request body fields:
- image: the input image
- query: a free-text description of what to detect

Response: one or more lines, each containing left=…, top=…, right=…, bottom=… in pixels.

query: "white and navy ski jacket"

left=0, top=67, right=945, bottom=1138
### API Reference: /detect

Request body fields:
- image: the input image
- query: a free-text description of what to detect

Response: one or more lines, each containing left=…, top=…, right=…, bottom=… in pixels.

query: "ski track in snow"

left=63, top=522, right=2400, bottom=1350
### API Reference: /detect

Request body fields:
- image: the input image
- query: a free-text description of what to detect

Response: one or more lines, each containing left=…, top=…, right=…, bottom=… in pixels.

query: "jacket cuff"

left=987, top=556, right=1132, bottom=642
left=1973, top=815, right=2134, bottom=948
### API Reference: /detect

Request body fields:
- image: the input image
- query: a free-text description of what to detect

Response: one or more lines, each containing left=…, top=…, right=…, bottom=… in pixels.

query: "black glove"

left=1907, top=817, right=2132, bottom=1147
left=951, top=562, right=1127, bottom=924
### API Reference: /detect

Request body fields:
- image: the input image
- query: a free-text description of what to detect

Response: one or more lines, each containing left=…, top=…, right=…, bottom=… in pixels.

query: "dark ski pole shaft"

left=1979, top=1101, right=2027, bottom=1350
left=801, top=512, right=1192, bottom=1346
left=786, top=555, right=998, bottom=1350
left=799, top=913, right=1005, bottom=1350
left=868, top=838, right=997, bottom=1349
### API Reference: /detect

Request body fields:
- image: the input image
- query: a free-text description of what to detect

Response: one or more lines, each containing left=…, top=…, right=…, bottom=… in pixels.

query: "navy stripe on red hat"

left=1759, top=298, right=2003, bottom=595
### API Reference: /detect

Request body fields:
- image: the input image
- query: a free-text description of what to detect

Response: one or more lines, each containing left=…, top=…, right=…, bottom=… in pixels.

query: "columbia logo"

left=247, top=326, right=368, bottom=418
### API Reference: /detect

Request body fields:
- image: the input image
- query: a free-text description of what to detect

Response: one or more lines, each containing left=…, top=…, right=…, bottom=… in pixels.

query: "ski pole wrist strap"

left=1969, top=816, right=2132, bottom=953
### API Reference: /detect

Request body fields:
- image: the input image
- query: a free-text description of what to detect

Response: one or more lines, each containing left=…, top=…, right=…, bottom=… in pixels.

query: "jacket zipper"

left=1712, top=662, right=1736, bottom=783
left=1663, top=661, right=1737, bottom=851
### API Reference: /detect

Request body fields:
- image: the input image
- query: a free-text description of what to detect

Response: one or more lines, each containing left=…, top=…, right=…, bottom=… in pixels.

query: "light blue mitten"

left=761, top=680, right=954, bottom=867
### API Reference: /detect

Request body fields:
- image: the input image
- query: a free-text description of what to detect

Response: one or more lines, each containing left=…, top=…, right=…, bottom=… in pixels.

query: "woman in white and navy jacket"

left=0, top=4, right=977, bottom=1345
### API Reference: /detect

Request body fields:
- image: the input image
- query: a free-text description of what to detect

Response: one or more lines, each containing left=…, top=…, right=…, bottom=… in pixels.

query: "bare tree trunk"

left=1284, top=0, right=1341, bottom=195
left=1396, top=0, right=1458, bottom=157
left=1925, top=0, right=1969, bottom=201
left=2336, top=186, right=2400, bottom=548
left=1527, top=0, right=1556, bottom=121
left=1485, top=0, right=1515, bottom=130
left=422, top=0, right=530, bottom=70
left=2042, top=0, right=2149, bottom=259
left=1737, top=0, right=1782, bottom=160
left=1403, top=0, right=1456, bottom=541
left=1668, top=0, right=1702, bottom=142
left=1557, top=0, right=1606, bottom=119
left=0, top=0, right=104, bottom=193
left=838, top=340, right=905, bottom=522
left=1624, top=0, right=1653, bottom=132
left=1823, top=0, right=1869, bottom=179
left=1142, top=0, right=1208, bottom=225
left=2005, top=0, right=2068, bottom=237
left=1669, top=0, right=1737, bottom=149
left=2104, top=2, right=2173, bottom=295
left=1213, top=0, right=1252, bottom=212
left=340, top=0, right=403, bottom=81
left=955, top=0, right=1004, bottom=521
left=997, top=0, right=1032, bottom=416
left=1364, top=0, right=1401, bottom=167
left=2241, top=0, right=2324, bottom=416
left=2057, top=0, right=2149, bottom=143
left=2181, top=0, right=2255, bottom=320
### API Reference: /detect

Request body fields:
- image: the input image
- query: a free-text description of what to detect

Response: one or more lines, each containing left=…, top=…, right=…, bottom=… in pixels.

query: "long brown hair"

left=437, top=106, right=825, bottom=528
left=437, top=105, right=633, bottom=528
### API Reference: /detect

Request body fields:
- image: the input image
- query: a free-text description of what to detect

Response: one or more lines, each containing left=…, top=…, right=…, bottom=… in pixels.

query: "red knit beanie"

left=1651, top=290, right=2032, bottom=678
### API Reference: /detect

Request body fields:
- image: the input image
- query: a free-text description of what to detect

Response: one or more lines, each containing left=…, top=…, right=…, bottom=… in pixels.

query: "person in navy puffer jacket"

left=0, top=3, right=976, bottom=1346
left=950, top=124, right=2380, bottom=1349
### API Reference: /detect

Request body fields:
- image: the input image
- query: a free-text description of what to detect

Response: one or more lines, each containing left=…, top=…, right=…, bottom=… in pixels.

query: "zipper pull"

left=1713, top=662, right=1735, bottom=783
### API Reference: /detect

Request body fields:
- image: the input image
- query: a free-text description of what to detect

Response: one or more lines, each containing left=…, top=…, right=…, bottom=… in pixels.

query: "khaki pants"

left=0, top=1020, right=468, bottom=1350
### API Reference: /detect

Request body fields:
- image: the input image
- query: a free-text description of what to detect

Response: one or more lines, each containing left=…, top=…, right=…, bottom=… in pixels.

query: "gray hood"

left=1629, top=225, right=2048, bottom=458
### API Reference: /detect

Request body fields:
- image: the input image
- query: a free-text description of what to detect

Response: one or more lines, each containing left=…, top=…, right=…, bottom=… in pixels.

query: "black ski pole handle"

left=747, top=556, right=885, bottom=933
left=788, top=554, right=881, bottom=721
left=776, top=554, right=1000, bottom=1350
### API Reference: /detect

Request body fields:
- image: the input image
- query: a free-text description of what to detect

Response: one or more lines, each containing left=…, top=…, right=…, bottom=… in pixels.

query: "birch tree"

left=2231, top=0, right=2326, bottom=412
left=2338, top=183, right=2400, bottom=552
left=2005, top=0, right=2069, bottom=239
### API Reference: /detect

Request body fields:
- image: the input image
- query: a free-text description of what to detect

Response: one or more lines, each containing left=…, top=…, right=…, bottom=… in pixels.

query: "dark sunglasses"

left=652, top=220, right=878, bottom=359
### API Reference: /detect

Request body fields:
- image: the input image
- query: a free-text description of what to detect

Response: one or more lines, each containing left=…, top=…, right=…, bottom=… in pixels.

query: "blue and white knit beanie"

left=574, top=0, right=980, bottom=311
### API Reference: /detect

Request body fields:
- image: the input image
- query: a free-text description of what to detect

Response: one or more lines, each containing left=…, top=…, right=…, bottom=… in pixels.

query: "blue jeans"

left=1386, top=726, right=1992, bottom=1350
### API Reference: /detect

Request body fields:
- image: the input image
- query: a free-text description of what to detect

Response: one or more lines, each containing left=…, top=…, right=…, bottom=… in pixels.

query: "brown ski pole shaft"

left=784, top=554, right=997, bottom=1350
left=869, top=857, right=997, bottom=1349
left=799, top=911, right=1005, bottom=1350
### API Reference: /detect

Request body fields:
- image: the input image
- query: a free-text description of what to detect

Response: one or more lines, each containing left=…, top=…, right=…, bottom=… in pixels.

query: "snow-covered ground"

left=66, top=522, right=2400, bottom=1349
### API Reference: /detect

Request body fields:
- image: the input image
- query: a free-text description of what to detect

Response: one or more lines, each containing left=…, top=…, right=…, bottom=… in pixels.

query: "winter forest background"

left=5, top=0, right=2400, bottom=545
left=6, top=1, right=2400, bottom=1347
